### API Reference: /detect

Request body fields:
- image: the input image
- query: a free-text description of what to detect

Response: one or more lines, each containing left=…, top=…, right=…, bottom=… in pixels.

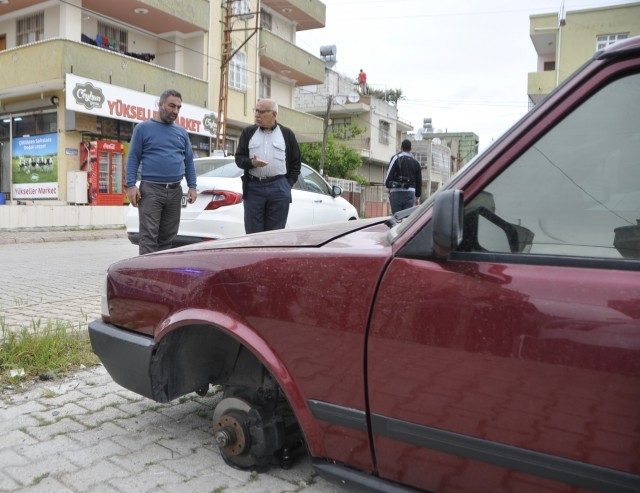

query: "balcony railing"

left=527, top=70, right=556, bottom=104
left=261, top=0, right=325, bottom=31
left=0, top=39, right=208, bottom=106
left=259, top=30, right=324, bottom=86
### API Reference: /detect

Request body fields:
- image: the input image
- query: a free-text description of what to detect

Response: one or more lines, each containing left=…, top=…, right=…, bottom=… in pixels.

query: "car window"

left=298, top=165, right=331, bottom=195
left=194, top=157, right=235, bottom=176
left=459, top=73, right=640, bottom=260
left=200, top=161, right=243, bottom=178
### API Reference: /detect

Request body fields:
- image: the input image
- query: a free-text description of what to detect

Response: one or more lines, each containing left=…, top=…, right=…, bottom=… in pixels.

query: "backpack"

left=385, top=154, right=412, bottom=189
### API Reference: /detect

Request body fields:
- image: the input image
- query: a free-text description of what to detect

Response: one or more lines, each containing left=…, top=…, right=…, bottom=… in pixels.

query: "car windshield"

left=199, top=161, right=243, bottom=178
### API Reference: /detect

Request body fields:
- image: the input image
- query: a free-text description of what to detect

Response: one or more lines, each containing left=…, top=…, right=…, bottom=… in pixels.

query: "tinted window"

left=195, top=158, right=236, bottom=176
left=461, top=73, right=640, bottom=259
left=200, top=161, right=242, bottom=178
left=299, top=166, right=331, bottom=195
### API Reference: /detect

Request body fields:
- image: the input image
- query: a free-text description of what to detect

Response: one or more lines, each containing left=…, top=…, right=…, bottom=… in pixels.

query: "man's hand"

left=127, top=186, right=141, bottom=207
left=251, top=154, right=268, bottom=168
left=187, top=188, right=197, bottom=204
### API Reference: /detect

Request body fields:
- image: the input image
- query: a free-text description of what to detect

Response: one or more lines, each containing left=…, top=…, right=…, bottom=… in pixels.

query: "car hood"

left=164, top=217, right=389, bottom=251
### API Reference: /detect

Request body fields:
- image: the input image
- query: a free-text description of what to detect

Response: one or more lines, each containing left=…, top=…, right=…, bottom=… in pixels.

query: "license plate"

left=181, top=195, right=188, bottom=207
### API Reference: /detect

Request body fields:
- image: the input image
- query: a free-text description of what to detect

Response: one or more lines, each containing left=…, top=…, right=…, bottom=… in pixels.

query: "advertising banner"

left=65, top=74, right=218, bottom=137
left=12, top=133, right=59, bottom=199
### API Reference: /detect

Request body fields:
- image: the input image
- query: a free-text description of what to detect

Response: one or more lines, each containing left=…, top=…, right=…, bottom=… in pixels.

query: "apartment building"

left=295, top=67, right=413, bottom=186
left=0, top=0, right=325, bottom=210
left=0, top=0, right=212, bottom=205
left=215, top=0, right=325, bottom=152
left=528, top=2, right=640, bottom=106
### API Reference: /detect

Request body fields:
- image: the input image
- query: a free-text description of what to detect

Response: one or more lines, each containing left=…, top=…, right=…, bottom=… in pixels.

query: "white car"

left=126, top=156, right=359, bottom=246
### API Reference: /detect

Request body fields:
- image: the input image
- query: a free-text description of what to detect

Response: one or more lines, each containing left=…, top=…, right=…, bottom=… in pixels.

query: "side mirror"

left=432, top=190, right=463, bottom=258
left=331, top=185, right=343, bottom=197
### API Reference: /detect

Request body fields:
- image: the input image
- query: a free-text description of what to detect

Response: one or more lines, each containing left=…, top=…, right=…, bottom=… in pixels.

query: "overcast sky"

left=296, top=0, right=637, bottom=153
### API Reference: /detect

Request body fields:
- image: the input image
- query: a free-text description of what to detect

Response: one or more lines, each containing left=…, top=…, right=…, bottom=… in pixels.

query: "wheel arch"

left=153, top=308, right=323, bottom=452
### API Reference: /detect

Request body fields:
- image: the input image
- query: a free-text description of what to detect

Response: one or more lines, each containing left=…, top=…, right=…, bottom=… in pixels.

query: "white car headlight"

left=100, top=274, right=110, bottom=318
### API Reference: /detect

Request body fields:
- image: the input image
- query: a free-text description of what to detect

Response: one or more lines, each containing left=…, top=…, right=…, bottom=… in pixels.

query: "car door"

left=367, top=70, right=640, bottom=491
left=289, top=165, right=343, bottom=227
left=288, top=165, right=317, bottom=227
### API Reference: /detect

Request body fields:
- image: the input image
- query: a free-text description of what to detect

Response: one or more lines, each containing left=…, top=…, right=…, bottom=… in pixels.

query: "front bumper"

left=88, top=319, right=159, bottom=401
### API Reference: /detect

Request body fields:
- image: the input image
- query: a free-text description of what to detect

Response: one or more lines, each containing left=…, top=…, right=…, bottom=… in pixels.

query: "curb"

left=0, top=229, right=128, bottom=245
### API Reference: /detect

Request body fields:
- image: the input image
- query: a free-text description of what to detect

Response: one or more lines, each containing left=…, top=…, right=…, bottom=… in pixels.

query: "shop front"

left=0, top=73, right=217, bottom=209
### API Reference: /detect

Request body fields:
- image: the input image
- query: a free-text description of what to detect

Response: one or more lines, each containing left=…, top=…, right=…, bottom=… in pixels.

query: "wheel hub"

left=214, top=410, right=247, bottom=456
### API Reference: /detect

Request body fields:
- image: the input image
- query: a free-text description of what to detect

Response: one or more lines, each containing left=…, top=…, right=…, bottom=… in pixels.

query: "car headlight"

left=100, top=274, right=110, bottom=318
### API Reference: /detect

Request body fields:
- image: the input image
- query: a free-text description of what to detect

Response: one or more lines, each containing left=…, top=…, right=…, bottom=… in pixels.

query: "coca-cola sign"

left=72, top=82, right=105, bottom=110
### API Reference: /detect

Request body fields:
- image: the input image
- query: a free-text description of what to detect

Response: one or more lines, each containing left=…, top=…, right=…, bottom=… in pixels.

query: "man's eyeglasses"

left=254, top=108, right=273, bottom=115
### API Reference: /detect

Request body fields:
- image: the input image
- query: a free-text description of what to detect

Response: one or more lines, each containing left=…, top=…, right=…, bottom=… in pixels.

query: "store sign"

left=65, top=74, right=218, bottom=137
left=12, top=133, right=59, bottom=199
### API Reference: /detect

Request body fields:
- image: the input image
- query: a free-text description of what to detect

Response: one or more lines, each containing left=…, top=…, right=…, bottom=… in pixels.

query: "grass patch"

left=0, top=319, right=100, bottom=386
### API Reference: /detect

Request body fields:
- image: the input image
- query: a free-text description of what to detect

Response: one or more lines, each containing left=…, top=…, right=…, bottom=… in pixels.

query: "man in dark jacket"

left=384, top=139, right=422, bottom=214
left=235, top=98, right=301, bottom=233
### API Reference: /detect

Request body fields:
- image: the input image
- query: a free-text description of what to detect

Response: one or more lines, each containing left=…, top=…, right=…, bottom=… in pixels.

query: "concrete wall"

left=0, top=204, right=127, bottom=230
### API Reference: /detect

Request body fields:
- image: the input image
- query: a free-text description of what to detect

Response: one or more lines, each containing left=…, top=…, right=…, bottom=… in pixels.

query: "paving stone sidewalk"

left=0, top=232, right=345, bottom=493
left=0, top=365, right=342, bottom=493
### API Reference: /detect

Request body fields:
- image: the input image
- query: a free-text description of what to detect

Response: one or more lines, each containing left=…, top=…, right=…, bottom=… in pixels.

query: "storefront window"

left=98, top=117, right=134, bottom=140
left=13, top=112, right=57, bottom=136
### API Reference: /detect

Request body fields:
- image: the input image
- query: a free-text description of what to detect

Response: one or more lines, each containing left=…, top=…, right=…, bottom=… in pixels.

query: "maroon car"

left=90, top=37, right=640, bottom=493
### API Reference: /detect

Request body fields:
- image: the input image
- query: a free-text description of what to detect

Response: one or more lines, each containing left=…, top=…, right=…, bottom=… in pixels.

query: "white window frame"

left=16, top=11, right=44, bottom=46
left=230, top=51, right=248, bottom=91
left=596, top=33, right=628, bottom=51
left=259, top=74, right=271, bottom=99
left=232, top=0, right=252, bottom=19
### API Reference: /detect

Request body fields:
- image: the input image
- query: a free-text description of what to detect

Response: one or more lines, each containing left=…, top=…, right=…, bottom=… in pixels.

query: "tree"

left=300, top=126, right=367, bottom=184
left=368, top=87, right=404, bottom=106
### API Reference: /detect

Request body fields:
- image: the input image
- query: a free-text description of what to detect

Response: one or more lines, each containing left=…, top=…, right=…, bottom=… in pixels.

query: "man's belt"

left=144, top=181, right=181, bottom=189
left=247, top=174, right=285, bottom=184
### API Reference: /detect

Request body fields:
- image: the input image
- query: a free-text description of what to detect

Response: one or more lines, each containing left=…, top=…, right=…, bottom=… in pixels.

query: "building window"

left=13, top=112, right=58, bottom=136
left=543, top=61, right=555, bottom=71
left=230, top=51, right=248, bottom=91
left=596, top=33, right=628, bottom=51
left=97, top=20, right=128, bottom=52
left=261, top=10, right=272, bottom=31
left=16, top=12, right=44, bottom=46
left=232, top=0, right=252, bottom=19
left=259, top=74, right=271, bottom=99
left=331, top=117, right=352, bottom=127
left=379, top=120, right=390, bottom=144
left=330, top=117, right=354, bottom=138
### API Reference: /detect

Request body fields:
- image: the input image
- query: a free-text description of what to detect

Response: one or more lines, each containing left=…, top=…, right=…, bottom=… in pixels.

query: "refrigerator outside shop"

left=80, top=140, right=125, bottom=205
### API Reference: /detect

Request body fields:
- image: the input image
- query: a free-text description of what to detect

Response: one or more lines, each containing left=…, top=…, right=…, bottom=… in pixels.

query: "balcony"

left=277, top=105, right=323, bottom=143
left=527, top=69, right=557, bottom=106
left=261, top=0, right=325, bottom=31
left=259, top=30, right=324, bottom=86
left=0, top=39, right=208, bottom=106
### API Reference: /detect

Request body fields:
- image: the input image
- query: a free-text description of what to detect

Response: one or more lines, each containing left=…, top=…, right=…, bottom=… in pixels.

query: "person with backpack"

left=385, top=139, right=422, bottom=213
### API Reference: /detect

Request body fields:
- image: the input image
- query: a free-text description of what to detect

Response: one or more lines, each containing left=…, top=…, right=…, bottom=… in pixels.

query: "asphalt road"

left=0, top=236, right=345, bottom=493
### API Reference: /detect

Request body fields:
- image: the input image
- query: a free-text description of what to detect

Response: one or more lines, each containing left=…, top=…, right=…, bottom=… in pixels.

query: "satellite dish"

left=334, top=95, right=346, bottom=105
left=347, top=92, right=360, bottom=103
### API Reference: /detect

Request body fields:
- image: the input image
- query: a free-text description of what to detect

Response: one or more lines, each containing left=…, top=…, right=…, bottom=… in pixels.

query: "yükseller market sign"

left=65, top=74, right=218, bottom=137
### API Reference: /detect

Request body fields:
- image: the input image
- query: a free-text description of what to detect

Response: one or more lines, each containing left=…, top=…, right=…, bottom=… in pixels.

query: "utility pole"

left=319, top=96, right=332, bottom=177
left=318, top=90, right=358, bottom=177
left=216, top=1, right=261, bottom=152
